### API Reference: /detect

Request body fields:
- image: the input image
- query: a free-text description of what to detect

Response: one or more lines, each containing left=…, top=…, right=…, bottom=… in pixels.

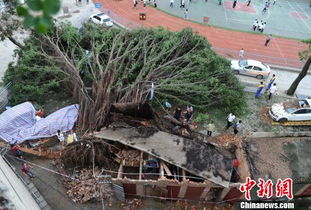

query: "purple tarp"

left=0, top=102, right=79, bottom=144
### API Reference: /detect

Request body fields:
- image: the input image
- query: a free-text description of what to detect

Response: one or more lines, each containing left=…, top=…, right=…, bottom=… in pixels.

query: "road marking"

left=287, top=1, right=311, bottom=31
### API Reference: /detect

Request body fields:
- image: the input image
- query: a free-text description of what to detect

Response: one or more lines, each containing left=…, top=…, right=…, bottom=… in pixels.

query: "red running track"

left=96, top=0, right=307, bottom=68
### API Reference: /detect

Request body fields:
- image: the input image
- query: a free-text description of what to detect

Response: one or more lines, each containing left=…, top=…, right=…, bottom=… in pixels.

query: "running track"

left=96, top=0, right=307, bottom=68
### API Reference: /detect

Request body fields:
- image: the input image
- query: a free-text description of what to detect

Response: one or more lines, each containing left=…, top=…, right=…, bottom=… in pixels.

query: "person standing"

left=56, top=130, right=65, bottom=143
left=207, top=120, right=215, bottom=136
left=253, top=19, right=258, bottom=31
left=180, top=0, right=185, bottom=8
left=170, top=0, right=174, bottom=7
left=133, top=0, right=138, bottom=8
left=143, top=0, right=147, bottom=8
left=260, top=22, right=266, bottom=33
left=255, top=81, right=265, bottom=98
left=184, top=9, right=188, bottom=19
left=10, top=142, right=23, bottom=159
left=258, top=22, right=265, bottom=32
left=173, top=108, right=182, bottom=121
left=265, top=34, right=272, bottom=46
left=21, top=162, right=35, bottom=178
left=268, top=83, right=277, bottom=100
left=266, top=74, right=276, bottom=91
left=233, top=120, right=242, bottom=135
left=185, top=105, right=193, bottom=122
left=273, top=0, right=276, bottom=5
left=239, top=48, right=244, bottom=59
left=233, top=0, right=237, bottom=8
left=247, top=0, right=251, bottom=6
left=226, top=113, right=236, bottom=129
left=257, top=20, right=263, bottom=31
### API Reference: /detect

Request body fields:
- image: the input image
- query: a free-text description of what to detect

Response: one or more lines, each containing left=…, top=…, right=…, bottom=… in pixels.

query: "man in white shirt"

left=268, top=83, right=277, bottom=100
left=239, top=48, right=244, bottom=59
left=170, top=0, right=174, bottom=7
left=226, top=113, right=236, bottom=129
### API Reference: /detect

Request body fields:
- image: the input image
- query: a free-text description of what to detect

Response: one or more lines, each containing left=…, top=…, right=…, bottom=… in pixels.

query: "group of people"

left=56, top=130, right=79, bottom=145
left=173, top=105, right=193, bottom=122
left=133, top=0, right=157, bottom=8
left=252, top=19, right=266, bottom=33
left=226, top=113, right=242, bottom=135
left=255, top=74, right=277, bottom=99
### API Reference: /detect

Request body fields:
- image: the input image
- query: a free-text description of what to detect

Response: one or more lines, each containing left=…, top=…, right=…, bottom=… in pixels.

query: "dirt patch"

left=245, top=137, right=310, bottom=181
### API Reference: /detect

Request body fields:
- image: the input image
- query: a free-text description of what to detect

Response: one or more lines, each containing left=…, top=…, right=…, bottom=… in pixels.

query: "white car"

left=89, top=13, right=113, bottom=27
left=231, top=59, right=271, bottom=79
left=269, top=99, right=311, bottom=122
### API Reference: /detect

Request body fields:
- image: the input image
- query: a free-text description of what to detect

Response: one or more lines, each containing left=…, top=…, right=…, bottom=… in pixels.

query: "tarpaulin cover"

left=0, top=102, right=79, bottom=144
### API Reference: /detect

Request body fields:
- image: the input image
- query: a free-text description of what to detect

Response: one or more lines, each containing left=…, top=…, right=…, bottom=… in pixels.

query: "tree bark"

left=0, top=24, right=24, bottom=49
left=287, top=56, right=311, bottom=96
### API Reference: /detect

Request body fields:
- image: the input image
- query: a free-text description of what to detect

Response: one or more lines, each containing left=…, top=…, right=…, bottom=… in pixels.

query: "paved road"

left=0, top=39, right=16, bottom=83
left=237, top=68, right=311, bottom=97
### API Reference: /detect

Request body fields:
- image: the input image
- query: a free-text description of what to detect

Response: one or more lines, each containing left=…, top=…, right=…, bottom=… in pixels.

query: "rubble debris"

left=212, top=132, right=245, bottom=148
left=65, top=168, right=114, bottom=203
left=115, top=150, right=141, bottom=167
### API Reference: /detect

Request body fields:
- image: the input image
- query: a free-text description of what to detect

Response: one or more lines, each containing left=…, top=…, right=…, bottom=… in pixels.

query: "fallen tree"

left=5, top=23, right=247, bottom=132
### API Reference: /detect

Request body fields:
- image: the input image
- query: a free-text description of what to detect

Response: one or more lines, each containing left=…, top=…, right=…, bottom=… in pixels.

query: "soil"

left=245, top=137, right=311, bottom=181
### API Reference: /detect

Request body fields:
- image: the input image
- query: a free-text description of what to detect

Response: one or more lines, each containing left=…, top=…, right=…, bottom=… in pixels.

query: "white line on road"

left=287, top=1, right=311, bottom=31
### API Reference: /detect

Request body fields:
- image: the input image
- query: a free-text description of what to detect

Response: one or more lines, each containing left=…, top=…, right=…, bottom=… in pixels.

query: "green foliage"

left=6, top=23, right=247, bottom=115
left=3, top=38, right=64, bottom=105
left=16, top=0, right=60, bottom=33
left=194, top=113, right=210, bottom=123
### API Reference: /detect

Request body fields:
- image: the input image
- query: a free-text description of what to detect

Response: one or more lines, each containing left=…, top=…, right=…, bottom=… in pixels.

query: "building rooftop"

left=95, top=127, right=235, bottom=187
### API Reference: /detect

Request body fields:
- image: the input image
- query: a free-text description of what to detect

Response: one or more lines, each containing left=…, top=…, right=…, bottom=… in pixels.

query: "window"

left=239, top=60, right=248, bottom=67
left=293, top=109, right=307, bottom=114
left=94, top=16, right=101, bottom=21
left=103, top=18, right=111, bottom=22
left=253, top=66, right=262, bottom=71
left=306, top=109, right=311, bottom=113
left=244, top=66, right=253, bottom=70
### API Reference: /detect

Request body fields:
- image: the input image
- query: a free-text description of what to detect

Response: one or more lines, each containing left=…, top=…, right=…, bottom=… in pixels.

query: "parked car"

left=230, top=59, right=271, bottom=79
left=89, top=13, right=113, bottom=27
left=269, top=99, right=311, bottom=122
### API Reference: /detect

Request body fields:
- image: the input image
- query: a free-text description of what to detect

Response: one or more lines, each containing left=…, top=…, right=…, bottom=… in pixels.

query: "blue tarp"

left=0, top=102, right=79, bottom=144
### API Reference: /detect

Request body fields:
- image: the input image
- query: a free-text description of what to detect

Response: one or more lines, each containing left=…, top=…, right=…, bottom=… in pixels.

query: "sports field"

left=157, top=0, right=311, bottom=39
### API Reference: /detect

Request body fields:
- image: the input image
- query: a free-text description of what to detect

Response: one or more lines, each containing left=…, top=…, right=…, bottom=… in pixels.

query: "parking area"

left=157, top=0, right=311, bottom=39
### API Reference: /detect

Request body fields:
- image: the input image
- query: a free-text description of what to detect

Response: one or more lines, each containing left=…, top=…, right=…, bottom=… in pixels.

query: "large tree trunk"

left=0, top=24, right=24, bottom=49
left=287, top=56, right=311, bottom=96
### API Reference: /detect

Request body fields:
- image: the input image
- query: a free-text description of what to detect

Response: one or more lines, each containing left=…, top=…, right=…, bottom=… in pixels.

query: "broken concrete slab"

left=95, top=127, right=235, bottom=187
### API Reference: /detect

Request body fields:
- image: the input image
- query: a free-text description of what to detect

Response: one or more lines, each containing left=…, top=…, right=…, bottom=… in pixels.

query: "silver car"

left=269, top=99, right=311, bottom=122
left=231, top=59, right=271, bottom=79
